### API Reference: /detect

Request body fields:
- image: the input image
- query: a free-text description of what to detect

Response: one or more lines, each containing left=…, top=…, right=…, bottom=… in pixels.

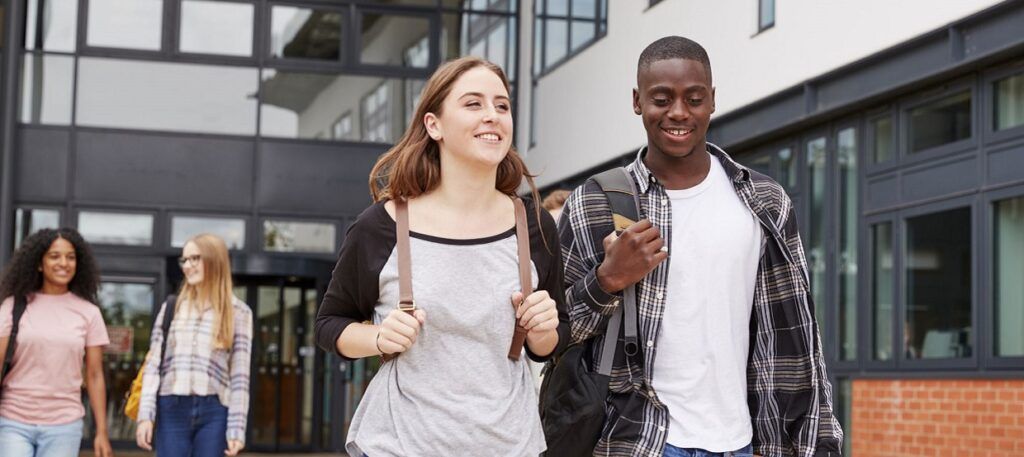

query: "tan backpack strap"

left=383, top=199, right=416, bottom=362
left=508, top=197, right=532, bottom=361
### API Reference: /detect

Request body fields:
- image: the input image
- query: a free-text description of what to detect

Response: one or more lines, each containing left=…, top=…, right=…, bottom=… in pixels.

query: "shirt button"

left=658, top=426, right=666, bottom=432
left=656, top=292, right=664, bottom=299
left=647, top=340, right=654, bottom=348
left=648, top=390, right=656, bottom=397
left=612, top=299, right=621, bottom=306
left=661, top=198, right=668, bottom=206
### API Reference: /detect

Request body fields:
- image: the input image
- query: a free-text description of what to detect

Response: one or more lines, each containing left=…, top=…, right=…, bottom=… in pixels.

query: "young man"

left=559, top=36, right=843, bottom=457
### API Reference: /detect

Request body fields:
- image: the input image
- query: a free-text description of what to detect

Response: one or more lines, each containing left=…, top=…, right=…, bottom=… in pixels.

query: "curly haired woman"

left=0, top=228, right=112, bottom=457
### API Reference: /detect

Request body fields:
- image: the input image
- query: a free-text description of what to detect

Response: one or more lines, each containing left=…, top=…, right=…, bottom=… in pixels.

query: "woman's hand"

left=135, top=420, right=154, bottom=451
left=376, top=308, right=427, bottom=355
left=93, top=431, right=114, bottom=457
left=225, top=439, right=244, bottom=456
left=513, top=290, right=559, bottom=334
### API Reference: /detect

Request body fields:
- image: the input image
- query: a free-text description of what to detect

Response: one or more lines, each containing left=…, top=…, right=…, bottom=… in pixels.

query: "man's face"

left=633, top=58, right=715, bottom=159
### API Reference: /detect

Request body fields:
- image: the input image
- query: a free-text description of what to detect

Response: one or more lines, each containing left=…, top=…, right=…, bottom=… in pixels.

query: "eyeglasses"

left=178, top=255, right=202, bottom=267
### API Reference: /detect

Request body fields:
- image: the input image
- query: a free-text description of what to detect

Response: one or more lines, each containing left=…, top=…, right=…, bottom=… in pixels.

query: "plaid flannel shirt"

left=559, top=144, right=843, bottom=457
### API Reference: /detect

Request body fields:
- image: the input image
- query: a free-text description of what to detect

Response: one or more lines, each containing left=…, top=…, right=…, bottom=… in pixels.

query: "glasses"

left=178, top=255, right=202, bottom=267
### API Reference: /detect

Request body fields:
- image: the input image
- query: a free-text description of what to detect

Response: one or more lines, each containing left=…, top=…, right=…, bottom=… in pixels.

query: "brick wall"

left=851, top=379, right=1024, bottom=457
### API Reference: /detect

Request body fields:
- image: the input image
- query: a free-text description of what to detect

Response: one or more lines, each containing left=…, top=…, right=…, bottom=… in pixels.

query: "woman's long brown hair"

left=368, top=57, right=544, bottom=238
left=177, top=233, right=235, bottom=349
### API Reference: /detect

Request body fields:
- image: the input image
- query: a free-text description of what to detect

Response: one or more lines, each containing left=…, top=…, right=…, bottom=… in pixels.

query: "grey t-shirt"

left=314, top=201, right=569, bottom=457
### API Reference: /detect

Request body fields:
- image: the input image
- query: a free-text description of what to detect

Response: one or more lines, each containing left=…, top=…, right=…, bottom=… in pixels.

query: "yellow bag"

left=123, top=352, right=149, bottom=421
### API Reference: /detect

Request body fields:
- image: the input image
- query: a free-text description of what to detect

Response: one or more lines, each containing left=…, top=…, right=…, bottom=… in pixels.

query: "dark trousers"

left=155, top=395, right=228, bottom=457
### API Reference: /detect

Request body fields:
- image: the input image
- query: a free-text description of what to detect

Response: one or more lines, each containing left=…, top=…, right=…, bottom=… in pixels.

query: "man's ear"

left=633, top=88, right=642, bottom=115
left=710, top=86, right=716, bottom=115
left=424, top=112, right=442, bottom=141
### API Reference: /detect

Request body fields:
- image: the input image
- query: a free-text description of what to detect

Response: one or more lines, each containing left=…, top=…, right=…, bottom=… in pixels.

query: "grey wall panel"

left=866, top=174, right=899, bottom=211
left=98, top=254, right=165, bottom=276
left=816, top=38, right=949, bottom=113
left=257, top=141, right=385, bottom=215
left=962, top=6, right=1024, bottom=59
left=710, top=87, right=805, bottom=148
left=901, top=155, right=979, bottom=202
left=74, top=131, right=255, bottom=208
left=15, top=127, right=70, bottom=202
left=987, top=142, right=1024, bottom=186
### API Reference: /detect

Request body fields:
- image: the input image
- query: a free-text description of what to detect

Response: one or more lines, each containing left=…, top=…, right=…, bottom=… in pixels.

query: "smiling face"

left=424, top=65, right=514, bottom=168
left=633, top=58, right=715, bottom=160
left=40, top=237, right=77, bottom=291
left=181, top=241, right=205, bottom=285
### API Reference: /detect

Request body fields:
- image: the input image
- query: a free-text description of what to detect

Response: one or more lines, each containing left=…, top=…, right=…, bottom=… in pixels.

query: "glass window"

left=263, top=220, right=336, bottom=253
left=87, top=0, right=163, bottom=51
left=746, top=154, right=771, bottom=177
left=25, top=0, right=78, bottom=52
left=443, top=0, right=516, bottom=12
left=871, top=116, right=893, bottom=163
left=759, top=0, right=775, bottom=30
left=93, top=281, right=155, bottom=441
left=180, top=0, right=254, bottom=57
left=994, top=73, right=1024, bottom=131
left=360, top=13, right=430, bottom=67
left=77, top=57, right=258, bottom=135
left=838, top=128, right=857, bottom=361
left=20, top=54, right=74, bottom=125
left=362, top=83, right=390, bottom=143
left=259, top=70, right=422, bottom=143
left=905, top=207, right=972, bottom=359
left=442, top=13, right=517, bottom=80
left=171, top=215, right=246, bottom=249
left=270, top=6, right=342, bottom=61
left=994, top=196, right=1024, bottom=357
left=777, top=146, right=797, bottom=189
left=872, top=222, right=894, bottom=361
left=534, top=0, right=606, bottom=75
left=14, top=208, right=60, bottom=248
left=909, top=90, right=971, bottom=153
left=806, top=137, right=827, bottom=327
left=78, top=211, right=154, bottom=246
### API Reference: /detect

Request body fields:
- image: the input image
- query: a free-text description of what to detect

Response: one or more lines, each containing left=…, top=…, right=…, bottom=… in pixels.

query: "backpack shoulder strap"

left=508, top=197, right=531, bottom=361
left=1, top=295, right=28, bottom=384
left=591, top=167, right=641, bottom=235
left=158, top=295, right=177, bottom=367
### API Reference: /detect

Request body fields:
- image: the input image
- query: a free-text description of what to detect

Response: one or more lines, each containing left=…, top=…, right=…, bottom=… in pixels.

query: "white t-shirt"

left=650, top=157, right=764, bottom=452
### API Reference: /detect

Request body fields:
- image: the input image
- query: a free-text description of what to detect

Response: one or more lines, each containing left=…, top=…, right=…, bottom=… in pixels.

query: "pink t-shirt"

left=0, top=292, right=110, bottom=424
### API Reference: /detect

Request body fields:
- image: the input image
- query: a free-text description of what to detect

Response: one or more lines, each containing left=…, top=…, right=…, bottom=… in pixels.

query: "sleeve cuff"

left=227, top=428, right=246, bottom=444
left=576, top=268, right=622, bottom=315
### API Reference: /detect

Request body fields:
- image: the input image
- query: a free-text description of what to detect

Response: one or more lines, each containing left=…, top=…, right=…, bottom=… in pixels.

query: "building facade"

left=525, top=1, right=1024, bottom=456
left=0, top=0, right=1021, bottom=455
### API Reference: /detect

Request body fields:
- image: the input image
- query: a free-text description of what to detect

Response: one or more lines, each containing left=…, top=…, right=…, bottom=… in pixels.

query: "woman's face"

left=180, top=241, right=205, bottom=285
left=427, top=66, right=513, bottom=168
left=40, top=237, right=77, bottom=290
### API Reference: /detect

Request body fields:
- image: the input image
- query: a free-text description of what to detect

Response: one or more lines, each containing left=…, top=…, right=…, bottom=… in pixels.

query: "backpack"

left=0, top=295, right=29, bottom=398
left=538, top=167, right=641, bottom=456
left=124, top=295, right=177, bottom=421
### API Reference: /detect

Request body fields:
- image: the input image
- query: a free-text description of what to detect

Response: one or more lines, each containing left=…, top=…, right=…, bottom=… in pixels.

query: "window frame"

left=260, top=216, right=340, bottom=256
left=13, top=205, right=65, bottom=249
left=899, top=77, right=978, bottom=166
left=79, top=0, right=170, bottom=58
left=75, top=207, right=158, bottom=248
left=865, top=106, right=899, bottom=174
left=174, top=0, right=260, bottom=64
left=532, top=0, right=607, bottom=78
left=166, top=211, right=251, bottom=250
left=863, top=213, right=899, bottom=370
left=982, top=184, right=1024, bottom=369
left=983, top=61, right=1024, bottom=145
left=896, top=195, right=978, bottom=371
left=832, top=119, right=861, bottom=368
left=355, top=7, right=438, bottom=72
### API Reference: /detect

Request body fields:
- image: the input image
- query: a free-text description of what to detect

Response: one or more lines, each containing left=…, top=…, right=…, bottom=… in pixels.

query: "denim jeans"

left=156, top=395, right=229, bottom=457
left=0, top=417, right=83, bottom=457
left=664, top=442, right=755, bottom=457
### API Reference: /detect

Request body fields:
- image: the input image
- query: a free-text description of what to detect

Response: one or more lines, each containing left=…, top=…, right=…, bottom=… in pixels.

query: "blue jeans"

left=664, top=442, right=754, bottom=457
left=156, top=395, right=229, bottom=457
left=0, top=417, right=83, bottom=457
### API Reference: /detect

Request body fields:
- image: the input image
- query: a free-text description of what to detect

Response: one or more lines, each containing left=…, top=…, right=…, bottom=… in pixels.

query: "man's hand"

left=596, top=219, right=668, bottom=293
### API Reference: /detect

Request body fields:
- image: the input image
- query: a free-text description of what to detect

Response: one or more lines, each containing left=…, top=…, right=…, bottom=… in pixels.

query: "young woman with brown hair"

left=135, top=233, right=253, bottom=457
left=314, top=56, right=570, bottom=456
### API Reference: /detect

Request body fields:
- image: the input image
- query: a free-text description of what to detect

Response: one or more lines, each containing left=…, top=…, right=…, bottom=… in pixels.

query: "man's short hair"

left=637, top=36, right=712, bottom=84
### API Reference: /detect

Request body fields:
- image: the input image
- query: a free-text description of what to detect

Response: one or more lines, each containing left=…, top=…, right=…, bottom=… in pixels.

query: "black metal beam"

left=0, top=0, right=23, bottom=265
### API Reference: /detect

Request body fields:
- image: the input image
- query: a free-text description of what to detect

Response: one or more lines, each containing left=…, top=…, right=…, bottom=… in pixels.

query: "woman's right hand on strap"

left=135, top=420, right=154, bottom=451
left=376, top=309, right=426, bottom=355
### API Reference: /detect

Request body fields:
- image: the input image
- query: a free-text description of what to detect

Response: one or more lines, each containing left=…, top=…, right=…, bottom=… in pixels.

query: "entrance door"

left=235, top=276, right=323, bottom=452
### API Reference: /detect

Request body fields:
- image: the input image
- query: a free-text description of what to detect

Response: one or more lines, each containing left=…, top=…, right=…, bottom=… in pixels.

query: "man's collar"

left=626, top=142, right=750, bottom=194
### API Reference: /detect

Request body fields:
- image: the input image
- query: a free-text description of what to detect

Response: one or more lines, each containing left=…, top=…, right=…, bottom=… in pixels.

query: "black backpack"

left=539, top=167, right=641, bottom=457
left=0, top=295, right=29, bottom=398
